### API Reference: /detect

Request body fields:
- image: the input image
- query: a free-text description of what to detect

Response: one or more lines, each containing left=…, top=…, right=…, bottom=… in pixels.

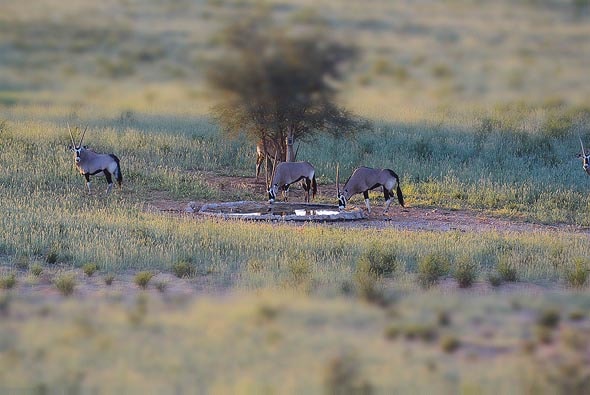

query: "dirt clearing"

left=146, top=174, right=590, bottom=234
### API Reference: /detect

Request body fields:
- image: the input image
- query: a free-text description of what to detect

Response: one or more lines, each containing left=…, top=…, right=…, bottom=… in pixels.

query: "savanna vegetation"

left=1, top=0, right=590, bottom=393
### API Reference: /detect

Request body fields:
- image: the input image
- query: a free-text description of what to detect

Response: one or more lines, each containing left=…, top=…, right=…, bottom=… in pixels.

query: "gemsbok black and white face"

left=578, top=137, right=590, bottom=175
left=336, top=165, right=405, bottom=214
left=68, top=124, right=123, bottom=194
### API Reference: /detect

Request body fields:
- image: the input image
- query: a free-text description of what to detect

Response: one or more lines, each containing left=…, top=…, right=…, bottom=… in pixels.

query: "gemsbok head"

left=256, top=137, right=282, bottom=182
left=268, top=161, right=317, bottom=203
left=337, top=166, right=405, bottom=214
left=578, top=137, right=590, bottom=175
left=68, top=124, right=123, bottom=194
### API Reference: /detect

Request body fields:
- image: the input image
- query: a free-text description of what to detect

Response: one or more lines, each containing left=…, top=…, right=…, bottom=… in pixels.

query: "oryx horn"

left=78, top=125, right=88, bottom=147
left=336, top=163, right=340, bottom=197
left=580, top=136, right=586, bottom=157
left=67, top=122, right=76, bottom=147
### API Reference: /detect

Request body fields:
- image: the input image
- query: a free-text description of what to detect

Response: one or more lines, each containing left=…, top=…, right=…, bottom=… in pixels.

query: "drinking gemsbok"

left=337, top=166, right=405, bottom=214
left=268, top=161, right=317, bottom=203
left=68, top=124, right=123, bottom=194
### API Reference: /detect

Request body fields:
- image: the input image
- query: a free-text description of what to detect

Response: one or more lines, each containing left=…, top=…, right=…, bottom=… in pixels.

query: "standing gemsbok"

left=256, top=137, right=282, bottom=182
left=268, top=161, right=317, bottom=203
left=337, top=166, right=405, bottom=214
left=68, top=124, right=123, bottom=194
left=578, top=137, right=590, bottom=175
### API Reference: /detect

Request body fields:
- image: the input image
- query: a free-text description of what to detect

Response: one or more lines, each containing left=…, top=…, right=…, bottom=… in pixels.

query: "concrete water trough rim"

left=198, top=201, right=367, bottom=222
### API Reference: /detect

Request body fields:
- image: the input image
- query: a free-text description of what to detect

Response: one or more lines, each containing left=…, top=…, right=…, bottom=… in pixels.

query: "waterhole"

left=198, top=201, right=366, bottom=222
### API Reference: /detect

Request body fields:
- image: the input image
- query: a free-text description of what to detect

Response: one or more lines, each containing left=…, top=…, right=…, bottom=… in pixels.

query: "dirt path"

left=147, top=174, right=590, bottom=234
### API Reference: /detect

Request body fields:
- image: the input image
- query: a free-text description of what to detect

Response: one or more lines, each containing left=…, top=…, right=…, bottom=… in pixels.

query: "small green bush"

left=440, top=335, right=461, bottom=353
left=417, top=253, right=450, bottom=288
left=453, top=257, right=478, bottom=288
left=172, top=260, right=196, bottom=278
left=537, top=309, right=560, bottom=329
left=497, top=256, right=518, bottom=282
left=30, top=264, right=43, bottom=277
left=247, top=258, right=264, bottom=273
left=358, top=243, right=397, bottom=277
left=54, top=274, right=76, bottom=296
left=0, top=274, right=17, bottom=290
left=323, top=351, right=372, bottom=395
left=403, top=324, right=438, bottom=342
left=155, top=281, right=167, bottom=293
left=354, top=260, right=385, bottom=304
left=384, top=325, right=401, bottom=340
left=134, top=271, right=154, bottom=289
left=487, top=272, right=503, bottom=287
left=14, top=255, right=29, bottom=270
left=46, top=250, right=59, bottom=264
left=104, top=274, right=115, bottom=286
left=564, top=257, right=589, bottom=288
left=82, top=263, right=98, bottom=277
left=287, top=256, right=312, bottom=286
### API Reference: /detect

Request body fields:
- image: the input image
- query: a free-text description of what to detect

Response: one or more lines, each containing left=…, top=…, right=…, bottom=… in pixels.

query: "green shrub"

left=358, top=243, right=397, bottom=277
left=453, top=257, right=478, bottom=288
left=82, top=263, right=98, bottom=277
left=172, top=259, right=196, bottom=278
left=564, top=257, right=589, bottom=288
left=54, top=274, right=76, bottom=296
left=46, top=249, right=59, bottom=264
left=155, top=281, right=167, bottom=293
left=403, top=324, right=438, bottom=342
left=440, top=335, right=461, bottom=353
left=323, top=351, right=372, bottom=395
left=487, top=272, right=503, bottom=287
left=14, top=255, right=29, bottom=270
left=0, top=274, right=16, bottom=290
left=497, top=256, right=518, bottom=282
left=287, top=256, right=312, bottom=286
left=384, top=325, right=401, bottom=340
left=354, top=260, right=384, bottom=304
left=537, top=309, right=560, bottom=329
left=247, top=258, right=264, bottom=273
left=134, top=271, right=154, bottom=289
left=30, top=263, right=43, bottom=277
left=417, top=253, right=450, bottom=288
left=104, top=274, right=115, bottom=286
left=568, top=310, right=585, bottom=321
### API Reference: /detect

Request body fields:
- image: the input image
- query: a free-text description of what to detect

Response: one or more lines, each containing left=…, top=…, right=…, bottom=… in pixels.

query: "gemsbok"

left=68, top=124, right=123, bottom=194
left=268, top=161, right=317, bottom=203
left=337, top=166, right=405, bottom=214
left=256, top=138, right=282, bottom=182
left=578, top=137, right=590, bottom=175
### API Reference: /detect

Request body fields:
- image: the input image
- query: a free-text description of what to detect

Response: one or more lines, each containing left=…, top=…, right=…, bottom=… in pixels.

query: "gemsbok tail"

left=312, top=175, right=317, bottom=200
left=110, top=154, right=123, bottom=187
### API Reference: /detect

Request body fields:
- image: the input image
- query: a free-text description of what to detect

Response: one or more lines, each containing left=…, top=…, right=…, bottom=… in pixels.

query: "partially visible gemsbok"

left=578, top=137, right=590, bottom=175
left=68, top=124, right=123, bottom=194
left=337, top=166, right=404, bottom=214
left=256, top=138, right=282, bottom=182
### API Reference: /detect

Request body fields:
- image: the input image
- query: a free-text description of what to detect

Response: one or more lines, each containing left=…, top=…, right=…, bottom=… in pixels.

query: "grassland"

left=1, top=0, right=590, bottom=393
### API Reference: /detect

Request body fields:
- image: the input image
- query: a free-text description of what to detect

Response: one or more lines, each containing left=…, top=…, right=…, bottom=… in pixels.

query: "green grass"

left=0, top=290, right=588, bottom=393
left=1, top=0, right=590, bottom=392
